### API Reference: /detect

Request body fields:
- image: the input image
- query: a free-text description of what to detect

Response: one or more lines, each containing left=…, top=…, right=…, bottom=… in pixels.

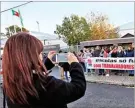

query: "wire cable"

left=1, top=1, right=33, bottom=13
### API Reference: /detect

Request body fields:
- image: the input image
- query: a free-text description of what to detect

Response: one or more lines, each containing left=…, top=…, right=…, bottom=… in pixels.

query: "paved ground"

left=85, top=75, right=134, bottom=86
left=50, top=67, right=134, bottom=108
left=68, top=83, right=134, bottom=108
left=0, top=67, right=134, bottom=108
left=0, top=83, right=133, bottom=108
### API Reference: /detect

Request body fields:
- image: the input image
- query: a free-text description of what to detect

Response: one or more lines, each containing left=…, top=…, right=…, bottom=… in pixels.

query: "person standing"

left=78, top=50, right=86, bottom=72
left=117, top=46, right=125, bottom=76
left=98, top=48, right=105, bottom=75
left=93, top=46, right=101, bottom=57
left=111, top=46, right=118, bottom=75
left=2, top=33, right=86, bottom=108
left=83, top=48, right=92, bottom=74
left=93, top=46, right=101, bottom=75
left=125, top=45, right=134, bottom=76
left=104, top=47, right=110, bottom=76
left=117, top=46, right=125, bottom=57
left=90, top=48, right=95, bottom=57
left=111, top=46, right=118, bottom=58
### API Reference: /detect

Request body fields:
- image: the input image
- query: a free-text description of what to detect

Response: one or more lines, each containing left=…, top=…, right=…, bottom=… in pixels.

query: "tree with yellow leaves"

left=87, top=12, right=119, bottom=40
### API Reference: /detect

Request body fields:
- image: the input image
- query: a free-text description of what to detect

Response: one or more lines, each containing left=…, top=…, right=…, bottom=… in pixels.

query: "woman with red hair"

left=2, top=33, right=86, bottom=108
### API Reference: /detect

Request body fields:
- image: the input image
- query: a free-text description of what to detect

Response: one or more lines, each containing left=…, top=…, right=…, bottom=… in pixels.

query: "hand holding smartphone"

left=56, top=53, right=68, bottom=63
left=50, top=52, right=79, bottom=64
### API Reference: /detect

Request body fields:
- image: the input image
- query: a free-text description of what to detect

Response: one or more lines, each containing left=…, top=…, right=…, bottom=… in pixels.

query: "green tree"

left=5, top=25, right=29, bottom=38
left=54, top=14, right=91, bottom=45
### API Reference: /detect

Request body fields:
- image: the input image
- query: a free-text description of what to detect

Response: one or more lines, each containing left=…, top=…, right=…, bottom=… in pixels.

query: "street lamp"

left=36, top=21, right=40, bottom=32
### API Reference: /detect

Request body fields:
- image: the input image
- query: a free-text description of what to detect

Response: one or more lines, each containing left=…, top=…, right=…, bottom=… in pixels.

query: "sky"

left=1, top=1, right=134, bottom=35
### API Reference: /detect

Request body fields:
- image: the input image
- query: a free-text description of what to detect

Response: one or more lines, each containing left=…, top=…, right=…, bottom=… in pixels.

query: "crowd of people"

left=42, top=44, right=134, bottom=81
left=77, top=44, right=134, bottom=76
left=55, top=44, right=134, bottom=80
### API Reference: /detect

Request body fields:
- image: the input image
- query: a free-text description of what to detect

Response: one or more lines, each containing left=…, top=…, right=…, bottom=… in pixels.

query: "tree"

left=87, top=12, right=119, bottom=40
left=54, top=14, right=91, bottom=45
left=0, top=33, right=6, bottom=38
left=5, top=25, right=29, bottom=38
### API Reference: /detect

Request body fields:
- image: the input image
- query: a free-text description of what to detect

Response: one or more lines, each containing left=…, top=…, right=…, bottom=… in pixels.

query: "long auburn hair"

left=2, top=32, right=47, bottom=104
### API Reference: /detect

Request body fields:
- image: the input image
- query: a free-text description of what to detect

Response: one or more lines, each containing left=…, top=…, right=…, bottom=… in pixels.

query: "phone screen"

left=56, top=53, right=68, bottom=62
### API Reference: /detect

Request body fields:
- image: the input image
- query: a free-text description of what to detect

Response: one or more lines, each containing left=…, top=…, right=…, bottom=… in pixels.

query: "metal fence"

left=68, top=45, right=81, bottom=52
left=60, top=45, right=81, bottom=53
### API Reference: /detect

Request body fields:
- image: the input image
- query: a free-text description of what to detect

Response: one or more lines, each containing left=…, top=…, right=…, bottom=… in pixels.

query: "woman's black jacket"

left=6, top=58, right=86, bottom=108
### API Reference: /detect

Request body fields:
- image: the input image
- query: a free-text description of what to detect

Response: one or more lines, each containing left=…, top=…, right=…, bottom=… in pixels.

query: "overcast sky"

left=1, top=1, right=134, bottom=34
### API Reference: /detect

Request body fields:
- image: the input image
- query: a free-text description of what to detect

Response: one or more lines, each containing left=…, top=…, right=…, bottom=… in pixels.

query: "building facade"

left=29, top=31, right=68, bottom=49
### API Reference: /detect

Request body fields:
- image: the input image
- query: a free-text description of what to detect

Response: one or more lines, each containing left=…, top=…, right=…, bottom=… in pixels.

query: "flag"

left=12, top=9, right=24, bottom=27
left=12, top=10, right=20, bottom=17
left=18, top=9, right=24, bottom=27
left=11, top=10, right=17, bottom=34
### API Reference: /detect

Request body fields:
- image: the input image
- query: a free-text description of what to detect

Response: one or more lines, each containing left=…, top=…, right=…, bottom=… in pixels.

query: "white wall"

left=44, top=39, right=68, bottom=49
left=29, top=31, right=68, bottom=49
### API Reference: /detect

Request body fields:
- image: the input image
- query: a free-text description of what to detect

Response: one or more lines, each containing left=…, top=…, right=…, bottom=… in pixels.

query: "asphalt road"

left=68, top=83, right=134, bottom=108
left=0, top=67, right=134, bottom=108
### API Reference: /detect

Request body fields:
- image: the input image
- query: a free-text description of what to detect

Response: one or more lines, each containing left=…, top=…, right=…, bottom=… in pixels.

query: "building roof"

left=80, top=37, right=134, bottom=47
left=121, top=33, right=134, bottom=38
left=29, top=31, right=59, bottom=40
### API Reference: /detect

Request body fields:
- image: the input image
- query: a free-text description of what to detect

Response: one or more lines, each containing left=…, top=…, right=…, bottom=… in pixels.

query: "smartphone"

left=56, top=53, right=68, bottom=62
